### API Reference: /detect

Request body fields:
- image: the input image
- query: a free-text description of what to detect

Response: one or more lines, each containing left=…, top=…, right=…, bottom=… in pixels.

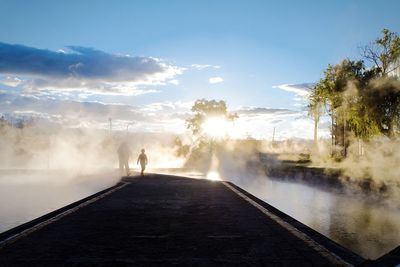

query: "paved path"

left=0, top=175, right=363, bottom=266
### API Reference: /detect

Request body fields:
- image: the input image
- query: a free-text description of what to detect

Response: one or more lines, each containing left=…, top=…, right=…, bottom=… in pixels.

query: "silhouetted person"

left=137, top=149, right=148, bottom=176
left=118, top=141, right=132, bottom=176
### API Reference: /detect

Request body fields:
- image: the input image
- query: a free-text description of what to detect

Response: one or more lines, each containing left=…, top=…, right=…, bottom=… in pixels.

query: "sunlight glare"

left=202, top=117, right=231, bottom=138
left=206, top=171, right=221, bottom=181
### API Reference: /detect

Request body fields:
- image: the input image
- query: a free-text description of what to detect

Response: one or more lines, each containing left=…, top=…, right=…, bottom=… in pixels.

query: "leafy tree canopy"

left=362, top=28, right=400, bottom=76
left=186, top=99, right=237, bottom=136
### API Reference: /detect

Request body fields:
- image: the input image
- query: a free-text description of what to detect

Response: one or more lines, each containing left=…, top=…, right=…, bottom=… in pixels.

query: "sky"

left=0, top=0, right=399, bottom=139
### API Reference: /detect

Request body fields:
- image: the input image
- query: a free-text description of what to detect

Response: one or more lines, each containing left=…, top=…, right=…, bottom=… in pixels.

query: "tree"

left=310, top=60, right=366, bottom=155
left=173, top=137, right=191, bottom=157
left=186, top=99, right=237, bottom=137
left=363, top=78, right=400, bottom=137
left=359, top=29, right=400, bottom=137
left=341, top=81, right=380, bottom=141
left=361, top=29, right=400, bottom=77
left=307, top=28, right=400, bottom=158
left=308, top=87, right=324, bottom=148
left=184, top=99, right=237, bottom=170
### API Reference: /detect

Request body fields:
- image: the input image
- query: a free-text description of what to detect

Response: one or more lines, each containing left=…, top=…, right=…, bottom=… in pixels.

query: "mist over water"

left=0, top=170, right=120, bottom=232
left=238, top=175, right=400, bottom=259
left=0, top=123, right=186, bottom=233
left=215, top=144, right=400, bottom=260
left=195, top=139, right=400, bottom=259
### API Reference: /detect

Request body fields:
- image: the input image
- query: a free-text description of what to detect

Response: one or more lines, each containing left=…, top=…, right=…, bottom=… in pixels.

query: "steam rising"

left=341, top=138, right=400, bottom=184
left=206, top=152, right=221, bottom=181
left=0, top=119, right=187, bottom=230
left=308, top=77, right=400, bottom=195
left=205, top=141, right=400, bottom=259
left=0, top=122, right=185, bottom=172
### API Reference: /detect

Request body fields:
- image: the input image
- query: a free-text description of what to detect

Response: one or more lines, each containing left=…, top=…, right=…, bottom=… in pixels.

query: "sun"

left=201, top=117, right=231, bottom=139
left=206, top=171, right=221, bottom=181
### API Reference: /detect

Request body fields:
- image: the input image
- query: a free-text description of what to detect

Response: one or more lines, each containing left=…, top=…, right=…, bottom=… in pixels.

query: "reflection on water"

left=0, top=170, right=120, bottom=233
left=241, top=177, right=400, bottom=259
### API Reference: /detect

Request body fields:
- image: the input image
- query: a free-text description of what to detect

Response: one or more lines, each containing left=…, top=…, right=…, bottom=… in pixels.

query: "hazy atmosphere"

left=1, top=0, right=400, bottom=265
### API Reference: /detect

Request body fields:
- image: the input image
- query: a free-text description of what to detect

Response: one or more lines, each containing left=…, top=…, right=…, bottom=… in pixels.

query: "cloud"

left=226, top=106, right=317, bottom=140
left=235, top=107, right=297, bottom=115
left=0, top=92, right=192, bottom=133
left=23, top=80, right=160, bottom=97
left=0, top=42, right=183, bottom=95
left=272, top=83, right=314, bottom=96
left=0, top=76, right=22, bottom=87
left=191, top=64, right=221, bottom=70
left=168, top=79, right=180, bottom=85
left=208, top=76, right=224, bottom=84
left=232, top=110, right=330, bottom=140
left=0, top=93, right=144, bottom=121
left=0, top=91, right=327, bottom=140
left=140, top=101, right=193, bottom=113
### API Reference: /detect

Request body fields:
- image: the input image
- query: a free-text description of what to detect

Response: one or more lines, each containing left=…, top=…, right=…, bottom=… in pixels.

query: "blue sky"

left=0, top=0, right=399, bottom=139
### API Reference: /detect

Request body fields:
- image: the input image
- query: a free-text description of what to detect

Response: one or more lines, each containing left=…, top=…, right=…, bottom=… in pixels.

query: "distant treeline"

left=0, top=115, right=37, bottom=129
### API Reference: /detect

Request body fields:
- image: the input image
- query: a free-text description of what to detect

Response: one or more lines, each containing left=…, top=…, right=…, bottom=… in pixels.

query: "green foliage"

left=342, top=89, right=380, bottom=140
left=310, top=60, right=365, bottom=119
left=173, top=137, right=191, bottom=157
left=308, top=88, right=323, bottom=119
left=308, top=29, right=400, bottom=146
left=363, top=78, right=400, bottom=137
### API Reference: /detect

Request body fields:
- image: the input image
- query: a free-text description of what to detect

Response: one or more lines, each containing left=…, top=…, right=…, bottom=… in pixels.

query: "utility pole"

left=109, top=118, right=112, bottom=133
left=331, top=113, right=334, bottom=157
left=272, top=127, right=276, bottom=145
left=343, top=112, right=347, bottom=157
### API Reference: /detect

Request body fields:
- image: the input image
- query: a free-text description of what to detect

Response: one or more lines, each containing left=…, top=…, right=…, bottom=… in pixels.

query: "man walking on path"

left=137, top=149, right=148, bottom=176
left=118, top=141, right=132, bottom=176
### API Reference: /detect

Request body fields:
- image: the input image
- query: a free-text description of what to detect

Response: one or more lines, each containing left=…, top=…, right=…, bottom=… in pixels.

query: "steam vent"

left=0, top=174, right=398, bottom=266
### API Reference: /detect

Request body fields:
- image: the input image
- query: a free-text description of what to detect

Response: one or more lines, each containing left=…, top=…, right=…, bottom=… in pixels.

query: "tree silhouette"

left=186, top=99, right=237, bottom=137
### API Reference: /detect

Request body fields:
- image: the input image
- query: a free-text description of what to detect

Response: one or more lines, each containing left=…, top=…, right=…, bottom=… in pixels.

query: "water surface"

left=0, top=170, right=120, bottom=233
left=239, top=176, right=400, bottom=259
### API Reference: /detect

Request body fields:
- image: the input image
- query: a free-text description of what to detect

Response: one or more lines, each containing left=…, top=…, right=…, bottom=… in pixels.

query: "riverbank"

left=249, top=153, right=400, bottom=198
